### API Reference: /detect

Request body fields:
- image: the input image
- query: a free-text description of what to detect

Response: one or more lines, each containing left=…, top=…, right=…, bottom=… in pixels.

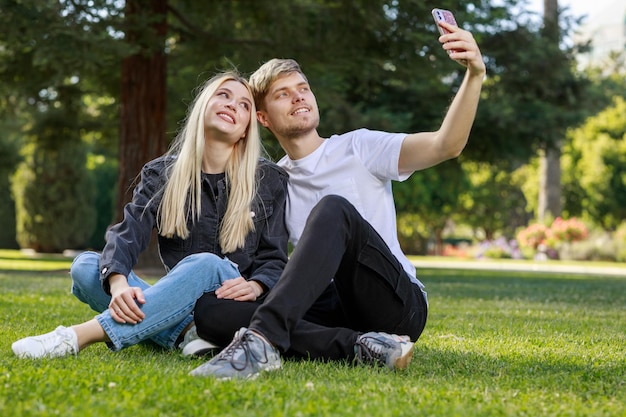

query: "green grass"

left=1, top=250, right=624, bottom=416
left=0, top=249, right=76, bottom=272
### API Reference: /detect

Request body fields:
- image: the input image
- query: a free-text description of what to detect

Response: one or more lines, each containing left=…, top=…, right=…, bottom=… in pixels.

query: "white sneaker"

left=354, top=332, right=414, bottom=370
left=179, top=325, right=219, bottom=356
left=12, top=326, right=79, bottom=359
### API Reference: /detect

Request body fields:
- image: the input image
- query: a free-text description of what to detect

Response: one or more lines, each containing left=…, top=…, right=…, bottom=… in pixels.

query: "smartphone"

left=431, top=8, right=458, bottom=35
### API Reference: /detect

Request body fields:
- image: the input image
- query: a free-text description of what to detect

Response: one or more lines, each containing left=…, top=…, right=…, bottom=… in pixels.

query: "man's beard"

left=275, top=116, right=320, bottom=140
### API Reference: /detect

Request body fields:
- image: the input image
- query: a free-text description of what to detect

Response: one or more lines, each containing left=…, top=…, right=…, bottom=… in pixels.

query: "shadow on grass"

left=414, top=344, right=625, bottom=398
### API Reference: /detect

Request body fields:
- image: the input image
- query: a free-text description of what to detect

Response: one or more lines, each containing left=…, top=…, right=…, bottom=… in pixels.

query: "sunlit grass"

left=409, top=254, right=626, bottom=269
left=1, top=251, right=624, bottom=416
left=0, top=249, right=73, bottom=272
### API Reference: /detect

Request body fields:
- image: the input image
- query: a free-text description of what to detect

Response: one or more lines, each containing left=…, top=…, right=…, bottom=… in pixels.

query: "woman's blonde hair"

left=158, top=72, right=260, bottom=253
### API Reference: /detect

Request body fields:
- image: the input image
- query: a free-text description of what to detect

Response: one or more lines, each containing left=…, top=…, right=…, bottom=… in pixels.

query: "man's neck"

left=278, top=130, right=325, bottom=161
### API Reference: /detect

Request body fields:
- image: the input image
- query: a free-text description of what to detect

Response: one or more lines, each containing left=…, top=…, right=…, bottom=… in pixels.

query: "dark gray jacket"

left=99, top=156, right=288, bottom=295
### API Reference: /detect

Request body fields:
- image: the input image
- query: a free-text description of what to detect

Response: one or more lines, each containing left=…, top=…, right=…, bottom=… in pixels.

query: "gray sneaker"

left=189, top=327, right=281, bottom=379
left=354, top=332, right=414, bottom=370
left=12, top=326, right=79, bottom=359
left=179, top=325, right=219, bottom=357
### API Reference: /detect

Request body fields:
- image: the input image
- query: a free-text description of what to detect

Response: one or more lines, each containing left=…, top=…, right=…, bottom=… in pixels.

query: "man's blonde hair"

left=158, top=72, right=261, bottom=253
left=249, top=58, right=307, bottom=110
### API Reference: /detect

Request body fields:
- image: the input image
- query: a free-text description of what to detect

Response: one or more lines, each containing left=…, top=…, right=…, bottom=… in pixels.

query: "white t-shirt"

left=277, top=128, right=424, bottom=288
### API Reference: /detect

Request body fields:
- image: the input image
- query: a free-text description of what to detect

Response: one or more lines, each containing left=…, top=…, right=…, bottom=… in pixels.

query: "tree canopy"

left=0, top=0, right=607, bottom=251
left=2, top=0, right=585, bottom=150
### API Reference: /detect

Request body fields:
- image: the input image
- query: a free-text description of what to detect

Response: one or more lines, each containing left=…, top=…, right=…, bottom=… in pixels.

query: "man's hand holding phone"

left=432, top=8, right=458, bottom=35
left=431, top=8, right=485, bottom=76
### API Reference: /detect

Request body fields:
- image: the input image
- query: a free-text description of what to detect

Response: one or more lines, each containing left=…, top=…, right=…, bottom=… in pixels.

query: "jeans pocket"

left=357, top=232, right=407, bottom=301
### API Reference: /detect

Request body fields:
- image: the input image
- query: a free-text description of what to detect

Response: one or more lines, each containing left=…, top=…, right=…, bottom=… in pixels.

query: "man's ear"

left=256, top=110, right=270, bottom=128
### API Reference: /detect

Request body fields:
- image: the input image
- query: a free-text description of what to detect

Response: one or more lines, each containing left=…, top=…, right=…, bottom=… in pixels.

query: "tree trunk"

left=434, top=228, right=444, bottom=256
left=116, top=0, right=167, bottom=272
left=538, top=0, right=562, bottom=221
left=538, top=144, right=562, bottom=221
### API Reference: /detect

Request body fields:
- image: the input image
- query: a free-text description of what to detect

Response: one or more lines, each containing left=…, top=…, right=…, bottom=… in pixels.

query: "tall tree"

left=116, top=0, right=168, bottom=223
left=538, top=0, right=562, bottom=220
left=114, top=0, right=168, bottom=268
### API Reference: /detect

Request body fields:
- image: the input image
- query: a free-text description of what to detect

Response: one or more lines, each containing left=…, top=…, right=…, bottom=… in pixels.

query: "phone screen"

left=432, top=8, right=458, bottom=35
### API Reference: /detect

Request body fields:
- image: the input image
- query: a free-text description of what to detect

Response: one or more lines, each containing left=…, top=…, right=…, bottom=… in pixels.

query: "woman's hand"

left=215, top=277, right=263, bottom=301
left=108, top=274, right=146, bottom=324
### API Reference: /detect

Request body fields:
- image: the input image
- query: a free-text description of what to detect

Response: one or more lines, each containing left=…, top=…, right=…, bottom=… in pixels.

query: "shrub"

left=476, top=237, right=522, bottom=259
left=13, top=141, right=96, bottom=252
left=559, top=231, right=616, bottom=262
left=517, top=217, right=589, bottom=260
left=546, top=217, right=588, bottom=246
left=397, top=213, right=429, bottom=255
left=612, top=222, right=626, bottom=262
left=516, top=223, right=549, bottom=250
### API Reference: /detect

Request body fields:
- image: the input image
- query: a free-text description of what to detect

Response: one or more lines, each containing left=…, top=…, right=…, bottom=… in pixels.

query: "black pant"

left=195, top=195, right=428, bottom=360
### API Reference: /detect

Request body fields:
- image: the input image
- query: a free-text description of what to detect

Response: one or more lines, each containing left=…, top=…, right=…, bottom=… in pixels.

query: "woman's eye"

left=240, top=102, right=250, bottom=110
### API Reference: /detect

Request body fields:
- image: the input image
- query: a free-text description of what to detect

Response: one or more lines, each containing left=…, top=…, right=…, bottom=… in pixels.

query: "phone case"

left=432, top=8, right=458, bottom=35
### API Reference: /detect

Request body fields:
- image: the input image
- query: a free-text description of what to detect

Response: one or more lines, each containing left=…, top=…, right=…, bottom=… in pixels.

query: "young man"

left=191, top=20, right=486, bottom=379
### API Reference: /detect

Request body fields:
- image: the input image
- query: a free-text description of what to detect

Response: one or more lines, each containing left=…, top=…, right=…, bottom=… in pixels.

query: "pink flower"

left=517, top=217, right=588, bottom=251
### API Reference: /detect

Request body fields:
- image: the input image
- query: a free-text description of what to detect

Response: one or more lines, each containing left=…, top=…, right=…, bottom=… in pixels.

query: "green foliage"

left=0, top=0, right=126, bottom=99
left=1, top=252, right=625, bottom=416
left=562, top=96, right=626, bottom=230
left=580, top=52, right=626, bottom=115
left=397, top=213, right=430, bottom=255
left=470, top=6, right=588, bottom=165
left=613, top=221, right=626, bottom=262
left=394, top=160, right=470, bottom=251
left=13, top=141, right=96, bottom=252
left=458, top=161, right=529, bottom=239
left=395, top=160, right=469, bottom=218
left=0, top=0, right=616, bottom=250
left=0, top=129, right=21, bottom=248
left=0, top=179, right=18, bottom=249
left=85, top=154, right=118, bottom=250
left=12, top=86, right=96, bottom=252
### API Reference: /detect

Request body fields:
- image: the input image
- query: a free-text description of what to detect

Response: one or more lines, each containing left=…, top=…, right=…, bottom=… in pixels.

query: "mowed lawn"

left=1, top=250, right=624, bottom=417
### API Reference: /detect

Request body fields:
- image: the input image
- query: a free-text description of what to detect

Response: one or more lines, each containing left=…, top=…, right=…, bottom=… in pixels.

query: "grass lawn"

left=1, top=249, right=624, bottom=416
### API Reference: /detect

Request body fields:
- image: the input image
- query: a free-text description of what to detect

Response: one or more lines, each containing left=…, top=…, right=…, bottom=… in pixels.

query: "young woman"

left=12, top=72, right=288, bottom=359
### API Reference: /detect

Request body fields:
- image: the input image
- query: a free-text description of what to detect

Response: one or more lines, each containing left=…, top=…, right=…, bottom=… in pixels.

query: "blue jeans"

left=70, top=251, right=240, bottom=351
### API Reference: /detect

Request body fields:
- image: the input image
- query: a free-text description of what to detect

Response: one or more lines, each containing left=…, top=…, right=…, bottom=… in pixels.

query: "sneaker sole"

left=393, top=342, right=415, bottom=370
left=182, top=339, right=220, bottom=357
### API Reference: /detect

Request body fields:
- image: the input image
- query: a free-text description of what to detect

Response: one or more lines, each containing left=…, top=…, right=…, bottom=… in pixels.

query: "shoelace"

left=215, top=331, right=272, bottom=372
left=357, top=335, right=393, bottom=365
